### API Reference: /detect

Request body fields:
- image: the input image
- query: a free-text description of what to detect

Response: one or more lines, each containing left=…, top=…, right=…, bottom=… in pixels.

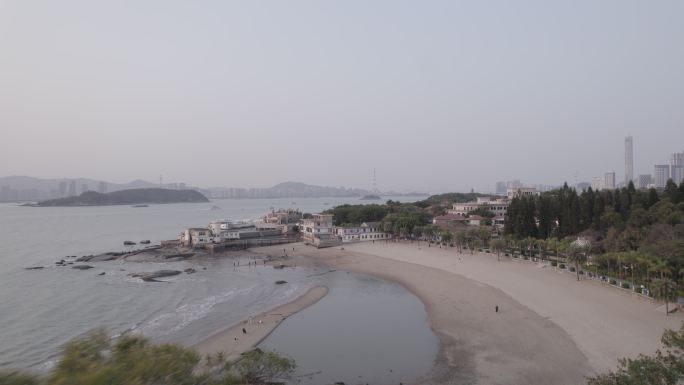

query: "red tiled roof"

left=433, top=214, right=468, bottom=221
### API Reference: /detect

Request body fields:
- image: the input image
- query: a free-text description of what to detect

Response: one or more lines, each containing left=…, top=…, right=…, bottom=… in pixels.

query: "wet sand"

left=194, top=285, right=328, bottom=362
left=253, top=241, right=682, bottom=385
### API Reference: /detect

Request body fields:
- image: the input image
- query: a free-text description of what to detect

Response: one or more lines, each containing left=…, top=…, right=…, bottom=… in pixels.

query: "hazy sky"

left=1, top=1, right=682, bottom=193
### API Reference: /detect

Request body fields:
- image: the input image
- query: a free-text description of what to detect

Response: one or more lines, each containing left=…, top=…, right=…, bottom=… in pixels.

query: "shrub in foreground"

left=0, top=330, right=296, bottom=385
left=587, top=323, right=684, bottom=384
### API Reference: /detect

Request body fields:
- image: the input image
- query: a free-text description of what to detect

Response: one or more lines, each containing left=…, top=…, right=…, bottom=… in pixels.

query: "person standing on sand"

left=242, top=328, right=246, bottom=334
left=495, top=305, right=499, bottom=313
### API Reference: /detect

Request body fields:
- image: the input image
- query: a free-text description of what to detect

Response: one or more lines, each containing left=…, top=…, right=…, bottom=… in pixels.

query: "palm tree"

left=546, top=238, right=560, bottom=265
left=566, top=238, right=591, bottom=281
left=651, top=277, right=678, bottom=316
left=559, top=237, right=573, bottom=264
left=440, top=230, right=453, bottom=246
left=490, top=239, right=506, bottom=261
left=423, top=225, right=435, bottom=242
left=505, top=235, right=517, bottom=256
left=477, top=227, right=491, bottom=249
left=535, top=239, right=548, bottom=261
left=651, top=258, right=672, bottom=280
left=455, top=230, right=467, bottom=253
left=466, top=228, right=478, bottom=254
left=524, top=237, right=536, bottom=258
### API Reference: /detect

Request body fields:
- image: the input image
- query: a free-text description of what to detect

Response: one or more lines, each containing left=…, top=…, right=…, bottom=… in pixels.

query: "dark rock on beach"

left=72, top=265, right=94, bottom=270
left=275, top=280, right=287, bottom=285
left=184, top=268, right=196, bottom=274
left=129, top=270, right=182, bottom=282
left=25, top=266, right=44, bottom=270
left=77, top=254, right=118, bottom=262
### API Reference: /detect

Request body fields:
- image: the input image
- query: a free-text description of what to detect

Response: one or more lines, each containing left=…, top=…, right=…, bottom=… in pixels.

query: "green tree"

left=490, top=239, right=506, bottom=261
left=440, top=230, right=453, bottom=245
left=423, top=225, right=435, bottom=241
left=546, top=238, right=560, bottom=263
left=652, top=278, right=679, bottom=317
left=566, top=239, right=590, bottom=281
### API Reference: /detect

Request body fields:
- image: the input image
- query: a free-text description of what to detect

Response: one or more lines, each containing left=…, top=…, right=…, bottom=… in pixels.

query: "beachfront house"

left=301, top=213, right=341, bottom=248
left=256, top=208, right=303, bottom=234
left=207, top=220, right=256, bottom=241
left=506, top=186, right=539, bottom=199
left=467, top=215, right=486, bottom=226
left=448, top=197, right=509, bottom=217
left=180, top=228, right=212, bottom=247
left=335, top=222, right=391, bottom=243
left=432, top=214, right=468, bottom=229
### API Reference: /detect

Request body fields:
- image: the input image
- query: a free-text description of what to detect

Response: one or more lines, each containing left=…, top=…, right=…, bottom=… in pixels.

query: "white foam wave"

left=129, top=285, right=257, bottom=337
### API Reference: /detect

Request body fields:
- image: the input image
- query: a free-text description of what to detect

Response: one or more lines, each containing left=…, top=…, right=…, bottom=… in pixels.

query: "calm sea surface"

left=0, top=197, right=437, bottom=383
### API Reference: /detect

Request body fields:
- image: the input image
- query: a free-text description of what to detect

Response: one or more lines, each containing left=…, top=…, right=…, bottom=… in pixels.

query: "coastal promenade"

left=253, top=242, right=682, bottom=384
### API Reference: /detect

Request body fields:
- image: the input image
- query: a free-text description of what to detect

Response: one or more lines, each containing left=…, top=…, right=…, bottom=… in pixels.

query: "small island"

left=28, top=188, right=209, bottom=207
left=360, top=194, right=382, bottom=200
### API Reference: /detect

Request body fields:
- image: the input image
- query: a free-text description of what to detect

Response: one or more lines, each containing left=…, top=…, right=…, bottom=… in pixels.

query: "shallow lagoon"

left=260, top=271, right=439, bottom=385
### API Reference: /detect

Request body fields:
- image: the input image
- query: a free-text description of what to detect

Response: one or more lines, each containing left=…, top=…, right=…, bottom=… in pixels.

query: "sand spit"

left=194, top=285, right=329, bottom=362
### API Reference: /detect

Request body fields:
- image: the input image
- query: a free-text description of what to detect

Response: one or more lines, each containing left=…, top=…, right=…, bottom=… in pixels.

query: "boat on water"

left=123, top=241, right=136, bottom=246
left=140, top=240, right=151, bottom=244
left=131, top=204, right=149, bottom=208
left=210, top=206, right=221, bottom=210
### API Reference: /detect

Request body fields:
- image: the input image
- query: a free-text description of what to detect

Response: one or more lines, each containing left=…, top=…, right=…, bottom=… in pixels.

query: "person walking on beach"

left=495, top=305, right=499, bottom=313
left=242, top=328, right=246, bottom=334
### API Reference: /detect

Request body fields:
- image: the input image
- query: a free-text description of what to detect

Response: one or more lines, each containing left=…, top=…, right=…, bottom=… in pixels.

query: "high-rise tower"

left=625, top=136, right=633, bottom=186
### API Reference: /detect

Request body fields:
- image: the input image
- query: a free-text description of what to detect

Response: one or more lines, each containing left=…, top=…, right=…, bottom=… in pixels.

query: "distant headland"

left=27, top=188, right=209, bottom=207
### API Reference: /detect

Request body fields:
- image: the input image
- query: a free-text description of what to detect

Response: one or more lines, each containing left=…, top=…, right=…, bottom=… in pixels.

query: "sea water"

left=0, top=197, right=436, bottom=383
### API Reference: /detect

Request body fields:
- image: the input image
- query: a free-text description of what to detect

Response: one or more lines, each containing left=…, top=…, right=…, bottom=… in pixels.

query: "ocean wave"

left=128, top=285, right=258, bottom=337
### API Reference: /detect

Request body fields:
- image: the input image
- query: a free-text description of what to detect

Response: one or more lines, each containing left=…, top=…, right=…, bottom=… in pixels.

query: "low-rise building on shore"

left=180, top=219, right=281, bottom=248
left=448, top=197, right=509, bottom=217
left=256, top=208, right=302, bottom=234
left=336, top=222, right=391, bottom=243
left=301, top=213, right=341, bottom=248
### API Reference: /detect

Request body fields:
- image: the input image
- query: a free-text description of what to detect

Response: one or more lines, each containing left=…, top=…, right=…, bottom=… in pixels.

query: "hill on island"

left=31, top=188, right=209, bottom=206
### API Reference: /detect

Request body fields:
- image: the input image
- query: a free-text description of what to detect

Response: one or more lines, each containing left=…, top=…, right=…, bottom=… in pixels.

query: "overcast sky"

left=1, top=1, right=682, bottom=193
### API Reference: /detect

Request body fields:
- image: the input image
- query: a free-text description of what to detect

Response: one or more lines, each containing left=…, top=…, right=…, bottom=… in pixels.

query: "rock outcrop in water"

left=29, top=188, right=209, bottom=207
left=129, top=270, right=182, bottom=282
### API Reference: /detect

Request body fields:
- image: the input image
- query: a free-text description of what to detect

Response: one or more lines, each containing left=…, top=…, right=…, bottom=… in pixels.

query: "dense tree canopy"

left=504, top=180, right=684, bottom=288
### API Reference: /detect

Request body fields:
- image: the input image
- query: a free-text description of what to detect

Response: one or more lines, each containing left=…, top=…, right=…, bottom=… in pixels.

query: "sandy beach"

left=194, top=285, right=329, bottom=362
left=251, top=241, right=683, bottom=384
